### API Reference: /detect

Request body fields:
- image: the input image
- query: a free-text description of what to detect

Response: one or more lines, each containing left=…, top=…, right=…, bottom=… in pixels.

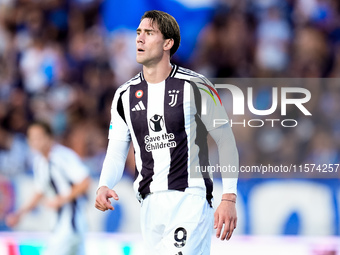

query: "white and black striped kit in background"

left=33, top=144, right=89, bottom=255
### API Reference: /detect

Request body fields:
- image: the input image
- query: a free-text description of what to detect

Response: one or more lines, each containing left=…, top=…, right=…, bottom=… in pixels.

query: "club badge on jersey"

left=168, top=90, right=180, bottom=107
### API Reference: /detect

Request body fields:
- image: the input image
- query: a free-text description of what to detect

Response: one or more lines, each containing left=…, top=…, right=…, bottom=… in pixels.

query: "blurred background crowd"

left=0, top=4, right=339, bottom=255
left=0, top=0, right=339, bottom=180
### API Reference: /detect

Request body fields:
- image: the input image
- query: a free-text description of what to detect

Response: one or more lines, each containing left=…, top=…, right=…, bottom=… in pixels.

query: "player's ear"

left=164, top=38, right=174, bottom=51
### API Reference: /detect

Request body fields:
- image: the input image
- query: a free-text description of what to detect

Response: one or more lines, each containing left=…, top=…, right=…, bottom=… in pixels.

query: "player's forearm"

left=17, top=192, right=44, bottom=216
left=219, top=129, right=239, bottom=195
left=98, top=138, right=130, bottom=189
left=209, top=124, right=239, bottom=195
left=64, top=177, right=91, bottom=203
left=221, top=178, right=238, bottom=195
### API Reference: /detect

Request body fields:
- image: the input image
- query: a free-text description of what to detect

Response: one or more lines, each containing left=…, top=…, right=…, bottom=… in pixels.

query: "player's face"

left=136, top=18, right=167, bottom=66
left=27, top=125, right=52, bottom=154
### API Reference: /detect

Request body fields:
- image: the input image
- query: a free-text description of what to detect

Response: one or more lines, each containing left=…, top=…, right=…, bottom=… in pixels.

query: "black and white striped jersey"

left=33, top=144, right=89, bottom=231
left=108, top=65, right=229, bottom=202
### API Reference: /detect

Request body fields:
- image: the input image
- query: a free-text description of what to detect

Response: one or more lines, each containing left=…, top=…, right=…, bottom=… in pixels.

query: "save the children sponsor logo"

left=144, top=132, right=177, bottom=152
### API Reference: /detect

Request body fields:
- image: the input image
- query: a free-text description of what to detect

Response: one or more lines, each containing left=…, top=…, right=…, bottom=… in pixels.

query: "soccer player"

left=6, top=121, right=90, bottom=255
left=95, top=10, right=239, bottom=254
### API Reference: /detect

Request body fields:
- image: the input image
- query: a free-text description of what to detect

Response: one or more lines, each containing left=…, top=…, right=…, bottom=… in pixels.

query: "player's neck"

left=143, top=61, right=172, bottom=84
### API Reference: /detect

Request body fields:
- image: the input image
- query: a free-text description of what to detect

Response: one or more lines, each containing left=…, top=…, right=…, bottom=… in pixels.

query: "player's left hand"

left=214, top=193, right=237, bottom=241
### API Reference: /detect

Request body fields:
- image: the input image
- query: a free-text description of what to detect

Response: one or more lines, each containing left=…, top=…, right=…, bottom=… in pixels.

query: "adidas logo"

left=132, top=101, right=146, bottom=111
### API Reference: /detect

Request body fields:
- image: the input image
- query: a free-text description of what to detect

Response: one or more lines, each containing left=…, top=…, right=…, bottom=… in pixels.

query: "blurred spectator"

left=192, top=9, right=254, bottom=77
left=108, top=30, right=141, bottom=85
left=255, top=6, right=291, bottom=72
left=19, top=35, right=64, bottom=93
left=0, top=116, right=30, bottom=176
left=291, top=26, right=330, bottom=77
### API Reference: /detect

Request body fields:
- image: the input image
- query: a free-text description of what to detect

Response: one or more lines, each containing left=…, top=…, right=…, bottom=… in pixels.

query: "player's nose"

left=136, top=34, right=144, bottom=44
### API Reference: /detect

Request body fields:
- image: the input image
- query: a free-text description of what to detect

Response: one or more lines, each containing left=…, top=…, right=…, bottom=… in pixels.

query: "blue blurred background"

left=0, top=0, right=340, bottom=254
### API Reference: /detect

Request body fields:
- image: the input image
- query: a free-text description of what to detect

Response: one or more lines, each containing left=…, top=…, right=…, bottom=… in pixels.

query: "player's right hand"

left=5, top=213, right=20, bottom=227
left=95, top=186, right=119, bottom=211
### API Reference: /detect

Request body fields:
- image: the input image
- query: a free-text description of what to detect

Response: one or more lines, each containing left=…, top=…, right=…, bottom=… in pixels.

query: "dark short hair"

left=29, top=120, right=53, bottom=137
left=141, top=10, right=181, bottom=57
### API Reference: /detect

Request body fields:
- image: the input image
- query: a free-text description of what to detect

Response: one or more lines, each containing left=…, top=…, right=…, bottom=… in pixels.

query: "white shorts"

left=140, top=189, right=214, bottom=255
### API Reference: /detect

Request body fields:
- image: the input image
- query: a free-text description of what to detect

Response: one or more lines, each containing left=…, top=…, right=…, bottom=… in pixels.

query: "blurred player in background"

left=6, top=121, right=90, bottom=255
left=95, top=10, right=239, bottom=254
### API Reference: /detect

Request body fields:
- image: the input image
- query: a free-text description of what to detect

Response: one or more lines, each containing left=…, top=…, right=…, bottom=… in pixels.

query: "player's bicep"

left=196, top=81, right=229, bottom=131
left=108, top=90, right=131, bottom=141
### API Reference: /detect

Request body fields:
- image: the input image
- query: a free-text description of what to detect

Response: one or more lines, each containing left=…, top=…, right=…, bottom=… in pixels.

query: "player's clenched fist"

left=95, top=186, right=119, bottom=211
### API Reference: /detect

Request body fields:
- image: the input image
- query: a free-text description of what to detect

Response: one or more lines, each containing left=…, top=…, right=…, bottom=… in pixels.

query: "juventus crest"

left=168, top=90, right=180, bottom=107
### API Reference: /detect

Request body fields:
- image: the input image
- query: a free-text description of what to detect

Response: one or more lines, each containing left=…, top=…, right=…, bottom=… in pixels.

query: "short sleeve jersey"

left=33, top=144, right=89, bottom=196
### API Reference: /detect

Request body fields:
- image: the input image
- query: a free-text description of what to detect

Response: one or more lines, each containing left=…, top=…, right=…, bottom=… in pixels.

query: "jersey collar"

left=140, top=64, right=177, bottom=81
